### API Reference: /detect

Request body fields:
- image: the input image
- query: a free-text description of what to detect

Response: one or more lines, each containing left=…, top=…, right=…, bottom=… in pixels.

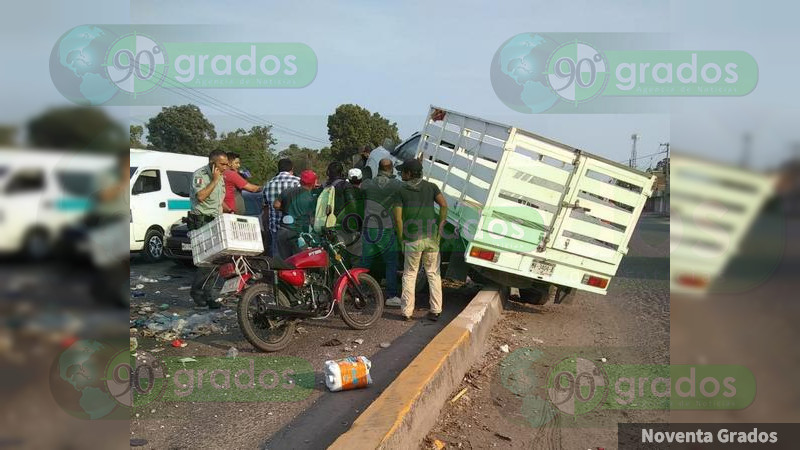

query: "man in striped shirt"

left=263, top=158, right=300, bottom=256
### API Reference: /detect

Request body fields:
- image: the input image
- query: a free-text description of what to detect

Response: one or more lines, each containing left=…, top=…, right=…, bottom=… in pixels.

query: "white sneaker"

left=385, top=296, right=402, bottom=307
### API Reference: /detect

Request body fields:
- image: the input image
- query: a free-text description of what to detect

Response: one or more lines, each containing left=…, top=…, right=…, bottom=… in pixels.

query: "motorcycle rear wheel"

left=337, top=273, right=384, bottom=330
left=238, top=283, right=296, bottom=352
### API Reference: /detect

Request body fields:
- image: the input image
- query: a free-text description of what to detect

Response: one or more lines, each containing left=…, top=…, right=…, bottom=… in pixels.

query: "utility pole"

left=630, top=134, right=640, bottom=168
left=740, top=133, right=752, bottom=169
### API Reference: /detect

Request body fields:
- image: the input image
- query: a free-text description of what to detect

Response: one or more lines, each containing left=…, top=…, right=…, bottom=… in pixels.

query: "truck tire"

left=23, top=228, right=51, bottom=261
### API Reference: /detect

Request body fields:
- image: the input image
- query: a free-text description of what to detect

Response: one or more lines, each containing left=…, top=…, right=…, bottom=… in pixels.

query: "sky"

left=1, top=0, right=798, bottom=170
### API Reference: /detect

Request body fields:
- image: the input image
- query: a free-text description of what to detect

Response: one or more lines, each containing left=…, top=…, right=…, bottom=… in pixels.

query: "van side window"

left=5, top=169, right=45, bottom=194
left=132, top=169, right=161, bottom=194
left=166, top=171, right=192, bottom=197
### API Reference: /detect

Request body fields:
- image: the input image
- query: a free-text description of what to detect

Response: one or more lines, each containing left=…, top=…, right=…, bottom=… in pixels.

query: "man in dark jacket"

left=359, top=159, right=403, bottom=306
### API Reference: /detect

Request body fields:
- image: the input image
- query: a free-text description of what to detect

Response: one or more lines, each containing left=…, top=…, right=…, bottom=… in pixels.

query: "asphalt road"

left=128, top=256, right=480, bottom=449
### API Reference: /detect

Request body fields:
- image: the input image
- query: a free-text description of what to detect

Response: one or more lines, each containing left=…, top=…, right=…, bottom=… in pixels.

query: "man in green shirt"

left=393, top=159, right=448, bottom=321
left=189, top=149, right=229, bottom=308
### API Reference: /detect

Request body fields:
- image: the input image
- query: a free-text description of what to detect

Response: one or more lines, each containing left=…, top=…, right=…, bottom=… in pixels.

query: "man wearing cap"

left=264, top=158, right=300, bottom=256
left=274, top=170, right=320, bottom=258
left=393, top=159, right=447, bottom=321
left=360, top=158, right=403, bottom=307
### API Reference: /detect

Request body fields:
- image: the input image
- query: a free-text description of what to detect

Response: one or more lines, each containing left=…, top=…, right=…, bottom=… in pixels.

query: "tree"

left=217, top=126, right=277, bottom=185
left=130, top=125, right=144, bottom=148
left=0, top=125, right=17, bottom=146
left=27, top=107, right=126, bottom=152
left=327, top=104, right=399, bottom=162
left=146, top=104, right=217, bottom=156
left=279, top=144, right=334, bottom=175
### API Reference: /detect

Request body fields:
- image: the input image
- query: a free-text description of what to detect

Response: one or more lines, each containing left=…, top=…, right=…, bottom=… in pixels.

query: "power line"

left=124, top=58, right=329, bottom=144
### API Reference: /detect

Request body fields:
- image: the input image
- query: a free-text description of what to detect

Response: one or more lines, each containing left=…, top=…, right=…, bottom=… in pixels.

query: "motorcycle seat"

left=249, top=256, right=296, bottom=270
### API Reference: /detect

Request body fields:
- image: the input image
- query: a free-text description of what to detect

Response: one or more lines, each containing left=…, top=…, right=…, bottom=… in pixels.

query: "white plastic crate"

left=88, top=220, right=129, bottom=266
left=188, top=214, right=264, bottom=266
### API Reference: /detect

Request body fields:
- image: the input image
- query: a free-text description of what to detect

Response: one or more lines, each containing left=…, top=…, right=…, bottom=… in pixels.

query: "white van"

left=129, top=149, right=207, bottom=261
left=0, top=148, right=114, bottom=259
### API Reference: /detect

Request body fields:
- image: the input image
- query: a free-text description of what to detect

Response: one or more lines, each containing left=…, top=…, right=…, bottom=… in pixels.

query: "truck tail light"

left=219, top=263, right=237, bottom=279
left=469, top=246, right=498, bottom=262
left=582, top=274, right=609, bottom=289
left=677, top=274, right=708, bottom=288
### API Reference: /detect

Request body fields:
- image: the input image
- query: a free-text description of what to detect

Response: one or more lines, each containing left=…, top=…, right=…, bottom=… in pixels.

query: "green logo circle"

left=545, top=41, right=608, bottom=104
left=104, top=33, right=168, bottom=96
left=546, top=356, right=608, bottom=416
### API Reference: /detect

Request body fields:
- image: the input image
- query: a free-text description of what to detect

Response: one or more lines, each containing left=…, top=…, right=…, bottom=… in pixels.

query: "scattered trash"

left=353, top=338, right=364, bottom=345
left=514, top=326, right=528, bottom=331
left=159, top=276, right=172, bottom=281
left=226, top=347, right=239, bottom=358
left=130, top=438, right=148, bottom=447
left=432, top=438, right=446, bottom=449
left=171, top=339, right=186, bottom=348
left=159, top=303, right=170, bottom=311
left=137, top=275, right=158, bottom=283
left=600, top=357, right=607, bottom=363
left=150, top=348, right=165, bottom=353
left=155, top=291, right=161, bottom=294
left=531, top=338, right=544, bottom=344
left=132, top=284, right=145, bottom=290
left=499, top=344, right=509, bottom=353
left=150, top=409, right=156, bottom=414
left=130, top=337, right=138, bottom=352
left=343, top=346, right=353, bottom=352
left=296, top=326, right=308, bottom=334
left=494, top=433, right=512, bottom=442
left=324, top=356, right=372, bottom=392
left=178, top=286, right=191, bottom=290
left=450, top=387, right=468, bottom=404
left=178, top=357, right=197, bottom=365
left=322, top=338, right=342, bottom=347
left=132, top=292, right=146, bottom=298
left=379, top=342, right=391, bottom=348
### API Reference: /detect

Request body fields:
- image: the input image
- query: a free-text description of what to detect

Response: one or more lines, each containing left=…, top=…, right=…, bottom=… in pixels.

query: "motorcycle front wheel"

left=238, top=283, right=296, bottom=352
left=337, top=273, right=384, bottom=330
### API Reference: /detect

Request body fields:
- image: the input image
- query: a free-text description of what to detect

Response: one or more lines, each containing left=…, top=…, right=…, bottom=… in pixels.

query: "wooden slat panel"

left=562, top=219, right=626, bottom=246
left=552, top=235, right=619, bottom=263
left=499, top=177, right=563, bottom=206
left=465, top=182, right=489, bottom=205
left=574, top=196, right=633, bottom=227
left=472, top=162, right=497, bottom=184
left=513, top=133, right=577, bottom=164
left=578, top=177, right=643, bottom=208
left=492, top=196, right=554, bottom=229
left=506, top=152, right=571, bottom=186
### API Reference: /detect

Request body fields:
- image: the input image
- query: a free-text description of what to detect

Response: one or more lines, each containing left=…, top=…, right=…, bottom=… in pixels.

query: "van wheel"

left=142, top=229, right=164, bottom=262
left=23, top=229, right=51, bottom=261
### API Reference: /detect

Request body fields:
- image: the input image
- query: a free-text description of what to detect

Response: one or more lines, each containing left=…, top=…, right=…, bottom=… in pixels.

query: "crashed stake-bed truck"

left=413, top=106, right=655, bottom=303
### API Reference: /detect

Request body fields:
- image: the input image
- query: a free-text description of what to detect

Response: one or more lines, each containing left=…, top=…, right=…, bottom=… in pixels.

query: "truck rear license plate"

left=531, top=261, right=555, bottom=276
left=181, top=243, right=192, bottom=251
left=220, top=277, right=241, bottom=294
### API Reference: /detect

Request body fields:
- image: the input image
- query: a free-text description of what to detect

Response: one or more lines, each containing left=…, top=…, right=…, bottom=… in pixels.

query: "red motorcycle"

left=214, top=228, right=384, bottom=352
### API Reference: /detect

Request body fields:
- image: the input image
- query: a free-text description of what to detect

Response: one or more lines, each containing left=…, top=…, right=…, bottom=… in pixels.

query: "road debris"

left=171, top=339, right=187, bottom=348
left=137, top=275, right=158, bottom=283
left=324, top=356, right=372, bottom=392
left=450, top=388, right=468, bottom=404
left=353, top=338, right=364, bottom=345
left=226, top=347, right=239, bottom=358
left=494, top=433, right=512, bottom=442
left=130, top=337, right=138, bottom=352
left=499, top=344, right=509, bottom=353
left=322, top=338, right=342, bottom=347
left=379, top=342, right=391, bottom=348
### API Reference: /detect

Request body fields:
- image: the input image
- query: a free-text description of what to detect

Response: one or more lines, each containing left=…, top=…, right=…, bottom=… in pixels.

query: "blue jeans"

left=360, top=227, right=399, bottom=298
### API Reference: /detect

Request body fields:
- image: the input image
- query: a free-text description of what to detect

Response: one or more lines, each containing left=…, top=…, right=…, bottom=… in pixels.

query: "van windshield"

left=56, top=171, right=97, bottom=197
left=130, top=166, right=137, bottom=178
